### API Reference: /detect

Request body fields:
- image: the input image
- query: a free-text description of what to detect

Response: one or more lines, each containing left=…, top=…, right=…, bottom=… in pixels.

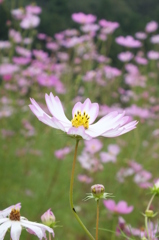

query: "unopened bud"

left=41, top=209, right=55, bottom=227
left=91, top=184, right=105, bottom=198
left=151, top=180, right=159, bottom=196
left=145, top=210, right=154, bottom=218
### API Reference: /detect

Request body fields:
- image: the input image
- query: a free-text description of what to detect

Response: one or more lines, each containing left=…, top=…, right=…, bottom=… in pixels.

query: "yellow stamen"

left=71, top=111, right=90, bottom=129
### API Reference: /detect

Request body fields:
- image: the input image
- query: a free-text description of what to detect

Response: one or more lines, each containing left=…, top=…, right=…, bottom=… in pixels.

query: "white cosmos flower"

left=29, top=92, right=138, bottom=141
left=0, top=203, right=54, bottom=240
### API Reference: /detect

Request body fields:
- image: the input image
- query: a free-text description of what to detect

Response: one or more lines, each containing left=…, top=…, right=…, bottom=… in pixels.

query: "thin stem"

left=146, top=194, right=156, bottom=211
left=49, top=233, right=51, bottom=240
left=96, top=200, right=99, bottom=240
left=144, top=194, right=156, bottom=240
left=69, top=140, right=95, bottom=240
left=145, top=216, right=150, bottom=240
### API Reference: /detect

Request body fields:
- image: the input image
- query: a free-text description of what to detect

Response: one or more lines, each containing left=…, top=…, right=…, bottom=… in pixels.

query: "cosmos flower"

left=103, top=200, right=134, bottom=214
left=0, top=203, right=54, bottom=240
left=29, top=93, right=138, bottom=141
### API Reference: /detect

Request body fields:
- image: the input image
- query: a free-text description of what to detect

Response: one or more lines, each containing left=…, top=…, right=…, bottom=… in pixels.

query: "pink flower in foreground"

left=29, top=93, right=138, bottom=141
left=41, top=209, right=55, bottom=227
left=103, top=199, right=134, bottom=214
left=0, top=203, right=54, bottom=239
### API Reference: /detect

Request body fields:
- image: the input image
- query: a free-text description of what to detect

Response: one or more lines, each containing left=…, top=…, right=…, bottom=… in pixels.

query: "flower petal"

left=103, top=200, right=116, bottom=212
left=86, top=111, right=124, bottom=137
left=0, top=220, right=11, bottom=240
left=45, top=93, right=71, bottom=128
left=38, top=115, right=66, bottom=131
left=20, top=219, right=54, bottom=238
left=102, top=120, right=138, bottom=137
left=67, top=126, right=92, bottom=140
left=72, top=98, right=99, bottom=124
left=117, top=201, right=133, bottom=214
left=11, top=222, right=22, bottom=240
left=29, top=98, right=50, bottom=118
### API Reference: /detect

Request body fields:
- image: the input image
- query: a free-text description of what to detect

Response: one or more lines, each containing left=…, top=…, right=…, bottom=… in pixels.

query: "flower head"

left=84, top=184, right=113, bottom=201
left=0, top=203, right=54, bottom=240
left=29, top=93, right=138, bottom=141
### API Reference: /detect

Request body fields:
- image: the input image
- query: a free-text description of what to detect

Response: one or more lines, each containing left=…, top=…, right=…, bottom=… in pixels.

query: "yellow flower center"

left=9, top=209, right=20, bottom=221
left=71, top=111, right=90, bottom=129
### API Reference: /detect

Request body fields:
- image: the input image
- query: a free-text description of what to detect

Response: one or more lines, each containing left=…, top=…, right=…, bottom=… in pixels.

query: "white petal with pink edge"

left=45, top=93, right=71, bottom=127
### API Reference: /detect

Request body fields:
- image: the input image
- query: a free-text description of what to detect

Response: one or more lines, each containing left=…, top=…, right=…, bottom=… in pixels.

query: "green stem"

left=69, top=140, right=95, bottom=240
left=96, top=200, right=99, bottom=240
left=49, top=233, right=51, bottom=240
left=145, top=194, right=156, bottom=240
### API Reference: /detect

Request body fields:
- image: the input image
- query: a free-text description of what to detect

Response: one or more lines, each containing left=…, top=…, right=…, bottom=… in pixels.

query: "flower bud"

left=41, top=209, right=55, bottom=227
left=151, top=180, right=159, bottom=196
left=91, top=184, right=105, bottom=198
left=145, top=210, right=154, bottom=218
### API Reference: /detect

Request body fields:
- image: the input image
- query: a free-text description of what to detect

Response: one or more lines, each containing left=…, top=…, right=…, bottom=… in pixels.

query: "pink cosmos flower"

left=115, top=36, right=142, bottom=48
left=135, top=32, right=147, bottom=40
left=20, top=14, right=40, bottom=29
left=135, top=56, right=148, bottom=65
left=84, top=139, right=103, bottom=154
left=29, top=93, right=138, bottom=140
left=103, top=200, right=133, bottom=214
left=147, top=50, right=159, bottom=60
left=26, top=5, right=42, bottom=15
left=72, top=12, right=96, bottom=24
left=77, top=174, right=93, bottom=183
left=54, top=147, right=72, bottom=159
left=150, top=34, right=159, bottom=44
left=145, top=21, right=158, bottom=33
left=100, top=144, right=120, bottom=163
left=118, top=51, right=134, bottom=62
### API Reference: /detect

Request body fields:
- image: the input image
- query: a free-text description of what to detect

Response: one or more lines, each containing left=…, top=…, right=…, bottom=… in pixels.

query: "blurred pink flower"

left=147, top=50, right=159, bottom=60
left=135, top=56, right=148, bottom=65
left=150, top=34, right=159, bottom=44
left=0, top=63, right=19, bottom=75
left=20, top=14, right=40, bottom=29
left=72, top=12, right=96, bottom=24
left=54, top=147, right=71, bottom=159
left=9, top=29, right=22, bottom=43
left=104, top=66, right=121, bottom=79
left=16, top=46, right=32, bottom=58
left=26, top=5, right=42, bottom=15
left=116, top=217, right=141, bottom=237
left=77, top=174, right=93, bottom=183
left=103, top=200, right=134, bottom=214
left=84, top=139, right=103, bottom=154
left=135, top=32, right=147, bottom=40
left=128, top=160, right=142, bottom=172
left=145, top=21, right=158, bottom=33
left=100, top=144, right=120, bottom=163
left=116, top=36, right=142, bottom=48
left=118, top=51, right=134, bottom=62
left=99, top=19, right=119, bottom=34
left=29, top=93, right=138, bottom=140
left=0, top=41, right=11, bottom=49
left=12, top=57, right=31, bottom=65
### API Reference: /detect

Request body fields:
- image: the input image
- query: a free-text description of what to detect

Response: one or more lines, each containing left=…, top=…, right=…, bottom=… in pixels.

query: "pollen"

left=9, top=209, right=20, bottom=221
left=71, top=111, right=90, bottom=129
